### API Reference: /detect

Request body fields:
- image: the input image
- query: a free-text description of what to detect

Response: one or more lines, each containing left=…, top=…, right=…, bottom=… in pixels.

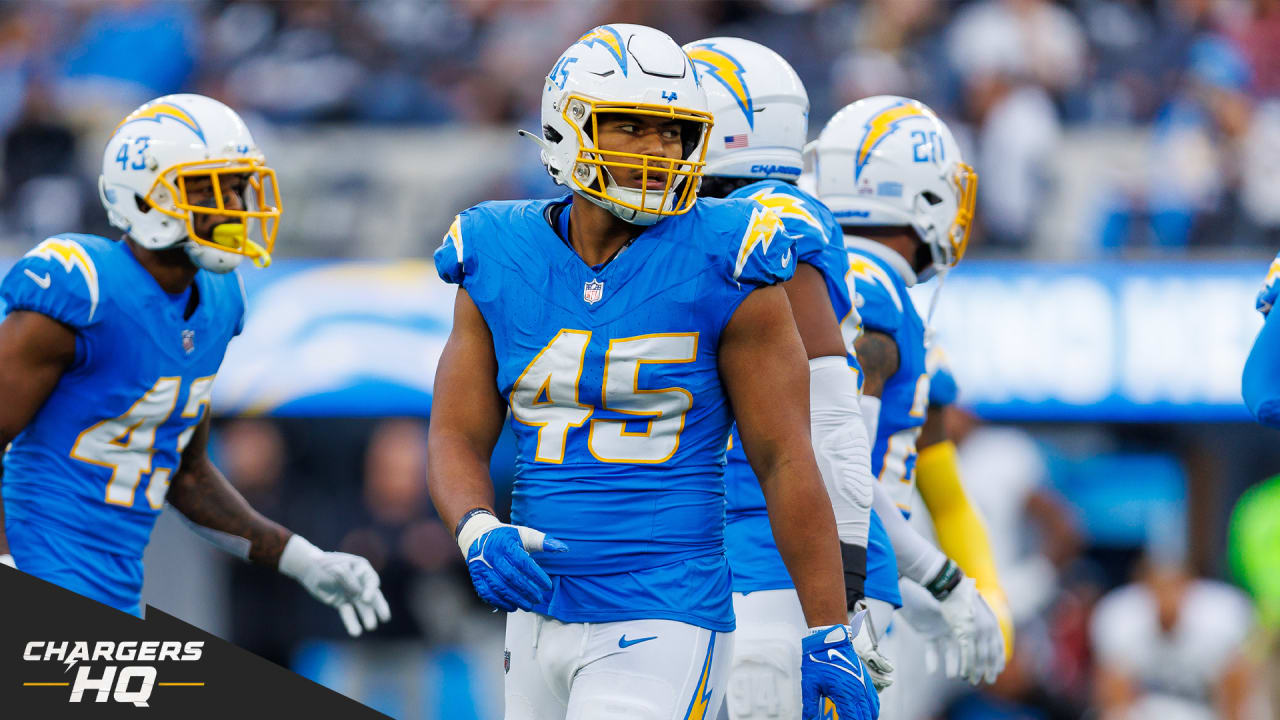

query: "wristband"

left=840, top=542, right=867, bottom=610
left=926, top=559, right=964, bottom=600
left=454, top=508, right=502, bottom=557
left=454, top=508, right=496, bottom=541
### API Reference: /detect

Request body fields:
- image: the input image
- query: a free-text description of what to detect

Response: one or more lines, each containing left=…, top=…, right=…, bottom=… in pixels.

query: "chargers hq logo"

left=115, top=102, right=206, bottom=144
left=22, top=639, right=205, bottom=707
left=854, top=100, right=930, bottom=180
left=686, top=43, right=754, bottom=128
left=576, top=26, right=628, bottom=75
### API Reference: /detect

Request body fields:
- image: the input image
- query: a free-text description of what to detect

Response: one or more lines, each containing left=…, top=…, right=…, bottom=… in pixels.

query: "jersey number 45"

left=510, top=330, right=697, bottom=465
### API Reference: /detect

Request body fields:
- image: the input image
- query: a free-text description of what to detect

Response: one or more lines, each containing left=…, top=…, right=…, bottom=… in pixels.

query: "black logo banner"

left=0, top=566, right=388, bottom=718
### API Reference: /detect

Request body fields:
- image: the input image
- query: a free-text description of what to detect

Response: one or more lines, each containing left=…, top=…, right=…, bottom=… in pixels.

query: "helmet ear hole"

left=543, top=124, right=563, bottom=144
left=134, top=194, right=151, bottom=214
left=921, top=191, right=944, bottom=206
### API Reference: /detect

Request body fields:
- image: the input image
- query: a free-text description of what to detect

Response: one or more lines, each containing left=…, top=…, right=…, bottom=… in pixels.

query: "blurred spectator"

left=340, top=418, right=467, bottom=641
left=947, top=0, right=1076, bottom=248
left=58, top=0, right=198, bottom=113
left=950, top=409, right=1082, bottom=624
left=1089, top=557, right=1256, bottom=720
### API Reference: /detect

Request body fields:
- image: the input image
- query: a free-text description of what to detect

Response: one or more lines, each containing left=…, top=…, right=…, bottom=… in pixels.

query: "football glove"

left=801, top=616, right=879, bottom=720
left=279, top=535, right=391, bottom=637
left=897, top=579, right=960, bottom=678
left=0, top=554, right=13, bottom=569
left=455, top=509, right=566, bottom=613
left=936, top=575, right=1005, bottom=685
left=1259, top=251, right=1280, bottom=316
left=849, top=600, right=894, bottom=691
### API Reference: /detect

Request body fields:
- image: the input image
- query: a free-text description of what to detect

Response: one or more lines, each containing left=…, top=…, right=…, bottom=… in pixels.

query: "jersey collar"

left=844, top=235, right=918, bottom=287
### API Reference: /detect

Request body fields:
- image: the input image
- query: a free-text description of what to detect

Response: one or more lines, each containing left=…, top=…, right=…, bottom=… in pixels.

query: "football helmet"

left=682, top=37, right=808, bottom=181
left=526, top=24, right=713, bottom=225
left=98, top=93, right=282, bottom=273
left=810, top=96, right=975, bottom=281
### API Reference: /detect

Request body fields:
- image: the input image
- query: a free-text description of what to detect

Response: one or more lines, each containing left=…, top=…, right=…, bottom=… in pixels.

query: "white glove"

left=849, top=600, right=895, bottom=691
left=0, top=553, right=14, bottom=569
left=897, top=579, right=959, bottom=678
left=279, top=535, right=391, bottom=637
left=972, top=589, right=1007, bottom=684
left=938, top=577, right=1007, bottom=685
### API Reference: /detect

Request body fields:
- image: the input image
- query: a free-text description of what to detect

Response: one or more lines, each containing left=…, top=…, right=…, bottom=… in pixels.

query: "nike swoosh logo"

left=24, top=269, right=51, bottom=289
left=781, top=249, right=792, bottom=268
left=618, top=635, right=658, bottom=648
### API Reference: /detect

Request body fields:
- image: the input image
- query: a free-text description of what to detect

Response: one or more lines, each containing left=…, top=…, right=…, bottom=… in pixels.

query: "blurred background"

left=0, top=0, right=1279, bottom=718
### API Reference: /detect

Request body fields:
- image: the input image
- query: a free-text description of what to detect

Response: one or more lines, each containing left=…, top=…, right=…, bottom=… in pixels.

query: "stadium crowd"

left=1, top=2, right=1277, bottom=718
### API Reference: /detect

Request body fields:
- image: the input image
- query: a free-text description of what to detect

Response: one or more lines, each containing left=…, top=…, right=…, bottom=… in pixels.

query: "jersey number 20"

left=71, top=376, right=215, bottom=509
left=510, top=330, right=697, bottom=464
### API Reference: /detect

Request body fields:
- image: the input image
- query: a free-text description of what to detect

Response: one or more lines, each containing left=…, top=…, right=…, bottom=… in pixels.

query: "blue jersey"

left=719, top=180, right=856, bottom=593
left=927, top=343, right=958, bottom=408
left=434, top=195, right=794, bottom=631
left=1, top=234, right=245, bottom=611
left=1245, top=251, right=1280, bottom=427
left=845, top=238, right=929, bottom=515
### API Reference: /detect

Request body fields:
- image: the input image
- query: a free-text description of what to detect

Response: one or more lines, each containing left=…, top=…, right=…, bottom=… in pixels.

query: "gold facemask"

left=563, top=95, right=714, bottom=218
left=144, top=157, right=282, bottom=267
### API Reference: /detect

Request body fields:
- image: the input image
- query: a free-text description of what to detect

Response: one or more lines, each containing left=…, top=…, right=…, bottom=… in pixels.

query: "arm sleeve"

left=1243, top=308, right=1280, bottom=428
left=0, top=238, right=102, bottom=329
left=915, top=440, right=1003, bottom=593
left=872, top=481, right=947, bottom=584
left=809, top=356, right=873, bottom=548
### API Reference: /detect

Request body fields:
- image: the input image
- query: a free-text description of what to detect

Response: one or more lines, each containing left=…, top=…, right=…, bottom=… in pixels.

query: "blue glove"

left=456, top=510, right=568, bottom=612
left=1258, top=252, right=1280, bottom=316
left=802, top=617, right=879, bottom=720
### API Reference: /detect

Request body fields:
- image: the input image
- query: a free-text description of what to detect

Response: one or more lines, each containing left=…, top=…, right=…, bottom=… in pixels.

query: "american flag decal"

left=724, top=133, right=748, bottom=148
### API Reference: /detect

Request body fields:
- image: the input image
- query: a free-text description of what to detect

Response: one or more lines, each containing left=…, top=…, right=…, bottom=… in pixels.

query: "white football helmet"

left=98, top=93, right=282, bottom=273
left=810, top=96, right=976, bottom=281
left=682, top=37, right=808, bottom=181
left=525, top=24, right=713, bottom=226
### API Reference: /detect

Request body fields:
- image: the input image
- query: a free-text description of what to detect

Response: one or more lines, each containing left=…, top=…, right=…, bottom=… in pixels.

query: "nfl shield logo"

left=182, top=329, right=195, bottom=354
left=583, top=278, right=604, bottom=304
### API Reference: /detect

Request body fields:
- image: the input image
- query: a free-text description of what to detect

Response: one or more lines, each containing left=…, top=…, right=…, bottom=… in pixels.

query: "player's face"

left=595, top=114, right=685, bottom=190
left=183, top=173, right=248, bottom=238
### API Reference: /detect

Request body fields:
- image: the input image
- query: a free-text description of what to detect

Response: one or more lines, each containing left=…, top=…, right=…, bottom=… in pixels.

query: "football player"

left=683, top=37, right=898, bottom=717
left=810, top=96, right=1010, bottom=706
left=428, top=25, right=877, bottom=720
left=0, top=94, right=390, bottom=636
left=1243, top=251, right=1280, bottom=428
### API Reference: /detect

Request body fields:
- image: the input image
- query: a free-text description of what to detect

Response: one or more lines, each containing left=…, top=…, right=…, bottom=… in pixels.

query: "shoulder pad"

left=723, top=199, right=796, bottom=289
left=926, top=344, right=958, bottom=407
left=735, top=183, right=829, bottom=267
left=434, top=211, right=476, bottom=286
left=1, top=235, right=105, bottom=327
left=846, top=251, right=903, bottom=334
left=1258, top=251, right=1279, bottom=316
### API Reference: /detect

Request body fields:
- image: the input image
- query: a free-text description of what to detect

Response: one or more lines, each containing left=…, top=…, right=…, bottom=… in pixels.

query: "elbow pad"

left=809, top=356, right=874, bottom=548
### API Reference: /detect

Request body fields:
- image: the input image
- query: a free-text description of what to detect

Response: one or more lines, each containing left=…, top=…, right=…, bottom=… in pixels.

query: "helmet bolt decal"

left=569, top=100, right=586, bottom=121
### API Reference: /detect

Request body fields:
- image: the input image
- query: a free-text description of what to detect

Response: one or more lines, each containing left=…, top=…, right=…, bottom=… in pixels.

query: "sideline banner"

left=0, top=566, right=385, bottom=717
left=0, top=257, right=1269, bottom=420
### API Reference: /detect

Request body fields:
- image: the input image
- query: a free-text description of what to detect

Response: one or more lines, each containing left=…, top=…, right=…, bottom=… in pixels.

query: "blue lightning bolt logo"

left=686, top=43, right=754, bottom=129
left=576, top=26, right=627, bottom=75
left=854, top=99, right=931, bottom=180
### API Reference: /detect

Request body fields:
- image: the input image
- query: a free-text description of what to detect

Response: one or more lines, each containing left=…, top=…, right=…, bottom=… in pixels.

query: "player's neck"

left=567, top=198, right=645, bottom=268
left=125, top=237, right=198, bottom=294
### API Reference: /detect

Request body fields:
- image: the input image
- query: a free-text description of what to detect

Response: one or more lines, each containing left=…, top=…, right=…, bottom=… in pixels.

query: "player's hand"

left=972, top=588, right=1007, bottom=684
left=279, top=535, right=391, bottom=637
left=801, top=618, right=879, bottom=720
left=849, top=601, right=894, bottom=691
left=455, top=510, right=567, bottom=613
left=1258, top=251, right=1280, bottom=316
left=938, top=577, right=1000, bottom=685
left=897, top=579, right=959, bottom=678
left=0, top=554, right=14, bottom=569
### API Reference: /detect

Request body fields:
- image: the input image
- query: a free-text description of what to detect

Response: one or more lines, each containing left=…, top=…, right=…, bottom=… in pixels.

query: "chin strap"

left=516, top=128, right=552, bottom=153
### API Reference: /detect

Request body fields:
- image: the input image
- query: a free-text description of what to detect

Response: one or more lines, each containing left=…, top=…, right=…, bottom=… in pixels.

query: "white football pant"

left=504, top=610, right=732, bottom=720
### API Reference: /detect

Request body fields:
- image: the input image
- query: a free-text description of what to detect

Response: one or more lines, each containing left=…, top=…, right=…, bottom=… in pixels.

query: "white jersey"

left=1090, top=579, right=1253, bottom=718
